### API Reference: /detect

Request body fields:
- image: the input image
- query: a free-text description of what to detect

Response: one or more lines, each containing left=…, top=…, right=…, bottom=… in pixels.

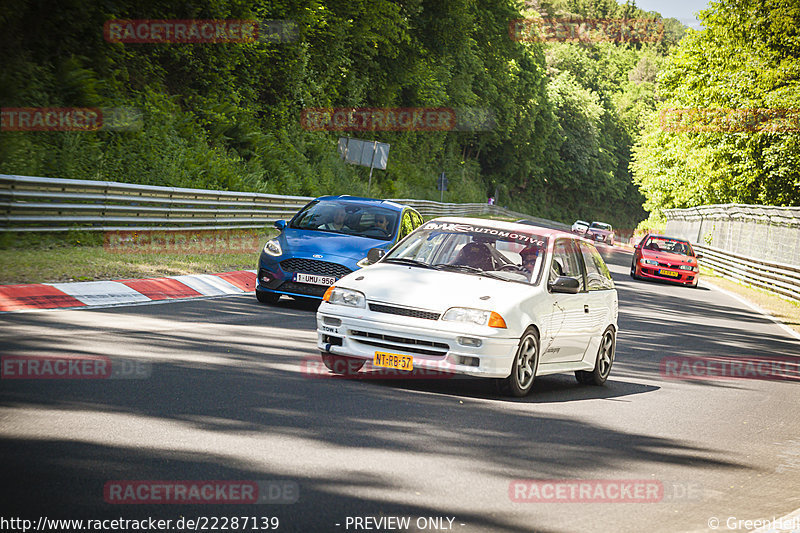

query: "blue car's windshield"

left=290, top=200, right=397, bottom=241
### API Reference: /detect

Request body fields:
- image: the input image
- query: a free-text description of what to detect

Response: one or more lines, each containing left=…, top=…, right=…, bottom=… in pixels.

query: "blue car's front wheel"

left=256, top=290, right=280, bottom=305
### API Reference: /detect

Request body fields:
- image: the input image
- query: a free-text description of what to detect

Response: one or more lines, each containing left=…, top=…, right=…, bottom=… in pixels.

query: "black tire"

left=321, top=354, right=366, bottom=375
left=630, top=262, right=639, bottom=280
left=503, top=328, right=539, bottom=397
left=576, top=327, right=615, bottom=386
left=256, top=290, right=280, bottom=304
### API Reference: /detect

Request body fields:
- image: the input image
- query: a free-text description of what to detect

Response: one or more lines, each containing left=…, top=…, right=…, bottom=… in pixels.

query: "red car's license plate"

left=659, top=269, right=680, bottom=278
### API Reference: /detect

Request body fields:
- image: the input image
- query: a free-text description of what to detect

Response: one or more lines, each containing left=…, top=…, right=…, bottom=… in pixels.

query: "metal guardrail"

left=388, top=198, right=570, bottom=230
left=0, top=174, right=313, bottom=231
left=695, top=244, right=800, bottom=302
left=665, top=203, right=800, bottom=266
left=0, top=174, right=570, bottom=232
left=664, top=203, right=800, bottom=302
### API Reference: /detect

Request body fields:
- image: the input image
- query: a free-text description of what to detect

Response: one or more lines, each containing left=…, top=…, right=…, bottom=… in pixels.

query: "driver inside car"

left=520, top=244, right=543, bottom=280
left=373, top=213, right=392, bottom=234
left=319, top=206, right=349, bottom=231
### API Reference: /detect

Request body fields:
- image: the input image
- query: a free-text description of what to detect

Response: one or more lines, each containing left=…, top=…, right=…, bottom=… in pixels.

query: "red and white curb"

left=0, top=271, right=256, bottom=313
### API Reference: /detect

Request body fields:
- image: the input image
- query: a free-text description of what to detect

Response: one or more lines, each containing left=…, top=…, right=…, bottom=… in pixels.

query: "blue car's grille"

left=277, top=281, right=329, bottom=297
left=280, top=258, right=352, bottom=278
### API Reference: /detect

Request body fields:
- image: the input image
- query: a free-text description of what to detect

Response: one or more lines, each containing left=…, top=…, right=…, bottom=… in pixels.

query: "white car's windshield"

left=290, top=200, right=397, bottom=240
left=384, top=221, right=549, bottom=284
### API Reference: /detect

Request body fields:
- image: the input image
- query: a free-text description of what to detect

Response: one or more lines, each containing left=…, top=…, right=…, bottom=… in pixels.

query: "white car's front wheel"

left=504, top=328, right=539, bottom=397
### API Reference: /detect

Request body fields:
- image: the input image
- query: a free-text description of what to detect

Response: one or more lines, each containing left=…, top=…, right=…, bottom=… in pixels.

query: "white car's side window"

left=579, top=242, right=614, bottom=290
left=550, top=239, right=584, bottom=290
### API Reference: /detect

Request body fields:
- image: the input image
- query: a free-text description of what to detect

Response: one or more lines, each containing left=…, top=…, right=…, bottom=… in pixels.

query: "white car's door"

left=577, top=241, right=616, bottom=357
left=539, top=238, right=593, bottom=364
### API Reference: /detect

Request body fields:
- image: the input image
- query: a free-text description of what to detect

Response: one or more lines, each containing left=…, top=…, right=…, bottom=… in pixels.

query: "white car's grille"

left=349, top=330, right=449, bottom=357
left=368, top=303, right=441, bottom=321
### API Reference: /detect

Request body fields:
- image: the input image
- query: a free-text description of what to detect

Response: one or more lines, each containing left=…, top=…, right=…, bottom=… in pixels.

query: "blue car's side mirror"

left=274, top=220, right=287, bottom=231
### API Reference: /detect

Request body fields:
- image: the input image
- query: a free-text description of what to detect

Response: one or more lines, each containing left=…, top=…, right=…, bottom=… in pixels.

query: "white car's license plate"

left=374, top=351, right=413, bottom=371
left=295, top=273, right=336, bottom=286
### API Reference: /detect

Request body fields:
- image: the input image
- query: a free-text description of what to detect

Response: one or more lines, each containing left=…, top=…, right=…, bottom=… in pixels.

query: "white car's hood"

left=337, top=263, right=535, bottom=312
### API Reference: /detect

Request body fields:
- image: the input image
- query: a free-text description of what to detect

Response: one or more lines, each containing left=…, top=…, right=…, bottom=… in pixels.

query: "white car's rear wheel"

left=504, top=328, right=539, bottom=397
left=576, top=327, right=615, bottom=385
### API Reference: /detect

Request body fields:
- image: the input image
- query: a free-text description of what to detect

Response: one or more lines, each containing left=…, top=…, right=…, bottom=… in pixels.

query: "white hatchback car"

left=572, top=220, right=590, bottom=234
left=315, top=217, right=618, bottom=397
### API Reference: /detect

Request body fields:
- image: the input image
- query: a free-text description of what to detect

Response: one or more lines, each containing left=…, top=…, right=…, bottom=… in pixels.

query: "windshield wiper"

left=478, top=270, right=517, bottom=282
left=383, top=258, right=435, bottom=269
left=434, top=263, right=483, bottom=273
left=433, top=264, right=517, bottom=282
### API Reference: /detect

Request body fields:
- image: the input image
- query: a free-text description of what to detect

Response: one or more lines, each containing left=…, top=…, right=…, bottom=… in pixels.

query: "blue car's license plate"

left=294, top=273, right=336, bottom=286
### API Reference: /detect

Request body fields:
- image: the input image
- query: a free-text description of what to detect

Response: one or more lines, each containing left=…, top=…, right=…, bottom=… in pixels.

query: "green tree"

left=632, top=0, right=800, bottom=219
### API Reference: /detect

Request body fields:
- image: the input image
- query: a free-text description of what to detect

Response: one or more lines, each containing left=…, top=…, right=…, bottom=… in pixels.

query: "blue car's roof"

left=312, top=195, right=407, bottom=212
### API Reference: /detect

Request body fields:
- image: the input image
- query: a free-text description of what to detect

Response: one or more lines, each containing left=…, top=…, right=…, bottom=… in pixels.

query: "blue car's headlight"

left=263, top=238, right=282, bottom=256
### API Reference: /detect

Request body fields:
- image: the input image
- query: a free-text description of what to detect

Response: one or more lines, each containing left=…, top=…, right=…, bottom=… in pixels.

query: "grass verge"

left=700, top=267, right=800, bottom=337
left=0, top=229, right=275, bottom=284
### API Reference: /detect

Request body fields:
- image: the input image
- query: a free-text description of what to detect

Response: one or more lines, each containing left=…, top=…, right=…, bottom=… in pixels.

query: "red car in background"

left=630, top=234, right=702, bottom=287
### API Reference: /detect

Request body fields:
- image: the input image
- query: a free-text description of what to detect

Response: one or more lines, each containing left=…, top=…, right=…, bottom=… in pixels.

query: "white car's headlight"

left=322, top=287, right=366, bottom=308
left=263, top=238, right=282, bottom=256
left=640, top=259, right=658, bottom=266
left=442, top=307, right=507, bottom=328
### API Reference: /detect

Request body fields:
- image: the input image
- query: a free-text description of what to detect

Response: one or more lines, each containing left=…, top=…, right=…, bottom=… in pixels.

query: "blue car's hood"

left=280, top=228, right=392, bottom=263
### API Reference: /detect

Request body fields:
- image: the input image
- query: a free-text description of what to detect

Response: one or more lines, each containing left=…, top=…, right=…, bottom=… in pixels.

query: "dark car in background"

left=586, top=221, right=614, bottom=245
left=256, top=196, right=423, bottom=304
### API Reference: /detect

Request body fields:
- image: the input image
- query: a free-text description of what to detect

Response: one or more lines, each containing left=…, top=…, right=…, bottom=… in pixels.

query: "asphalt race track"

left=1, top=249, right=799, bottom=533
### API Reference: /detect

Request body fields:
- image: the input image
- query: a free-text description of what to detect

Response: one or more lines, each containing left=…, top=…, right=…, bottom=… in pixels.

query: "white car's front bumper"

left=316, top=307, right=519, bottom=379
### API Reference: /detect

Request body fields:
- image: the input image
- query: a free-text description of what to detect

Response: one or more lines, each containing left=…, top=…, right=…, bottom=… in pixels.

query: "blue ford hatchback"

left=256, top=196, right=423, bottom=304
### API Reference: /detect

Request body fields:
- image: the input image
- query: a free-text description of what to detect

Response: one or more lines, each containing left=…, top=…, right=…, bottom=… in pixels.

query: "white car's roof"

left=426, top=217, right=575, bottom=239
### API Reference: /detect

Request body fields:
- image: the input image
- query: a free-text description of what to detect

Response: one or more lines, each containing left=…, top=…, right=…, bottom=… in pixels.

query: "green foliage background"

left=0, top=0, right=688, bottom=230
left=631, top=0, right=800, bottom=226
